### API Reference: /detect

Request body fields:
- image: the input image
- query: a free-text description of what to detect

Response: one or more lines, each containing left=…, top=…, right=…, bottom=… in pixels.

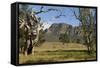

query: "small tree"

left=59, top=32, right=69, bottom=45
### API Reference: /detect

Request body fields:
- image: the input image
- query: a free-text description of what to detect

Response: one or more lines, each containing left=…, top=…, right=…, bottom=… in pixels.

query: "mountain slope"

left=44, top=23, right=73, bottom=42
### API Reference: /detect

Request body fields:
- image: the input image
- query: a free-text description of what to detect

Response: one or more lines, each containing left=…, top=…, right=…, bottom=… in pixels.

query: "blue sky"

left=29, top=5, right=80, bottom=27
left=19, top=4, right=96, bottom=30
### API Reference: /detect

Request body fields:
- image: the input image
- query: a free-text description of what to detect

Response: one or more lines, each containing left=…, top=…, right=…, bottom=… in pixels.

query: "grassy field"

left=19, top=42, right=96, bottom=64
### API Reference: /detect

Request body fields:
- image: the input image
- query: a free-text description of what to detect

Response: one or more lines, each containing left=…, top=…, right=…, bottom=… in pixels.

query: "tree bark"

left=32, top=46, right=35, bottom=55
left=27, top=36, right=33, bottom=55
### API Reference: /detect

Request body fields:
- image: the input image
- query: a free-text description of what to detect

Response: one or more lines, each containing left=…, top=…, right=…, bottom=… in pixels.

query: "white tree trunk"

left=32, top=46, right=35, bottom=55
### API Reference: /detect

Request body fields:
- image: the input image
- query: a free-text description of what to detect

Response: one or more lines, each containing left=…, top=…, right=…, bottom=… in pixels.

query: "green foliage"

left=74, top=8, right=96, bottom=54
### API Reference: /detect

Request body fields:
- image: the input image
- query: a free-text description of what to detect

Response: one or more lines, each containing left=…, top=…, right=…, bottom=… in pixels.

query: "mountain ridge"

left=44, top=22, right=76, bottom=42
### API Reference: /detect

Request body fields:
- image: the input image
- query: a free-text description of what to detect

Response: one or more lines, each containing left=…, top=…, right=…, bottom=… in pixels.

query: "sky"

left=21, top=4, right=81, bottom=30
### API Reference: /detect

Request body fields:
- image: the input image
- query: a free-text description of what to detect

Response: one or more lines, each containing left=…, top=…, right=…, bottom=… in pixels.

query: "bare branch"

left=34, top=6, right=59, bottom=15
left=55, top=10, right=66, bottom=19
left=70, top=8, right=82, bottom=22
left=72, top=9, right=79, bottom=20
left=55, top=14, right=66, bottom=19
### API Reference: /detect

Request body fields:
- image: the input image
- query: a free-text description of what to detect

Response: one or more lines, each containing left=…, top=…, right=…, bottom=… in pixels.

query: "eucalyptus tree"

left=73, top=8, right=96, bottom=54
left=19, top=4, right=63, bottom=55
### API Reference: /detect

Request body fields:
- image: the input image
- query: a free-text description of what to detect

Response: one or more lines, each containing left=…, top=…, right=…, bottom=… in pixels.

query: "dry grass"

left=19, top=42, right=96, bottom=64
left=35, top=42, right=87, bottom=51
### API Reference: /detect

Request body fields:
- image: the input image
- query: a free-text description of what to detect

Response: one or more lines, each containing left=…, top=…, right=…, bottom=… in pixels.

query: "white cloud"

left=42, top=22, right=52, bottom=30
